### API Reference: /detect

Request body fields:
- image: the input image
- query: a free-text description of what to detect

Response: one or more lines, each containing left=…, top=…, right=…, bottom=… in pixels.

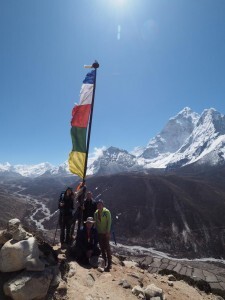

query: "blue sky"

left=1, top=0, right=225, bottom=165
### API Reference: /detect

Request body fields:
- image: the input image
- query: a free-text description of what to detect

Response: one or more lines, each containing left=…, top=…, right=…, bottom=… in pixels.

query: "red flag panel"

left=71, top=104, right=91, bottom=128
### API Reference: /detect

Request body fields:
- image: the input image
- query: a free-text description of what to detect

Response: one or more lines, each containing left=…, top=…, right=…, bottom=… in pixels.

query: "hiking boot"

left=104, top=265, right=111, bottom=272
left=104, top=260, right=112, bottom=272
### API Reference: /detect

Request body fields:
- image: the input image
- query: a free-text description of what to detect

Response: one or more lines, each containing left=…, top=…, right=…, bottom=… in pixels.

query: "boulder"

left=144, top=284, right=163, bottom=300
left=0, top=230, right=11, bottom=246
left=7, top=218, right=32, bottom=241
left=122, top=280, right=131, bottom=289
left=168, top=274, right=176, bottom=281
left=0, top=237, right=45, bottom=272
left=3, top=268, right=53, bottom=300
left=132, top=285, right=145, bottom=297
left=122, top=260, right=138, bottom=268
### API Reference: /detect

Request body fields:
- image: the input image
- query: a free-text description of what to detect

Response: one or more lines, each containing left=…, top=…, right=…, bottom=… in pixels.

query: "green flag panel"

left=70, top=126, right=87, bottom=153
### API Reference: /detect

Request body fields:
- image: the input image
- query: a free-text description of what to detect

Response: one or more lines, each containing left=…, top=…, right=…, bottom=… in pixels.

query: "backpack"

left=59, top=191, right=65, bottom=201
left=58, top=191, right=65, bottom=210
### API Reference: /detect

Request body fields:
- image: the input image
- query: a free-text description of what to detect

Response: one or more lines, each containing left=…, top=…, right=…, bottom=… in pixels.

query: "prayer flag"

left=68, top=70, right=95, bottom=178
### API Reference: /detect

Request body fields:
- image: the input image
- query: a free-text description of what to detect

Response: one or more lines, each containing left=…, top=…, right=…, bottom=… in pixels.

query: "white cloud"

left=88, top=146, right=106, bottom=165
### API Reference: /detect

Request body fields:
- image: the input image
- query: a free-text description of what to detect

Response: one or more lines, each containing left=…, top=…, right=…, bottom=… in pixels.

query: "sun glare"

left=116, top=0, right=125, bottom=5
left=111, top=0, right=126, bottom=7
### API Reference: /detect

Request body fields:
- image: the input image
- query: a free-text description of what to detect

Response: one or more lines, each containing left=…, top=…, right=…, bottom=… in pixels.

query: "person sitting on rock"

left=58, top=187, right=74, bottom=246
left=71, top=217, right=100, bottom=265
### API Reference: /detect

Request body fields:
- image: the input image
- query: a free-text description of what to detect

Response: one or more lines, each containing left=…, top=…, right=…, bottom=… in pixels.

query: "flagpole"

left=82, top=61, right=99, bottom=183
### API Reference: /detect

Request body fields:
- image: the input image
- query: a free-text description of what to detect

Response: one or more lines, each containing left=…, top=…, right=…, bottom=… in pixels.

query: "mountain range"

left=1, top=107, right=225, bottom=177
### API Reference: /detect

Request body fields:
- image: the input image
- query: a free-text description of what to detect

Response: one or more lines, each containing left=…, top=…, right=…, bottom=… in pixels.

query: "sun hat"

left=84, top=217, right=95, bottom=224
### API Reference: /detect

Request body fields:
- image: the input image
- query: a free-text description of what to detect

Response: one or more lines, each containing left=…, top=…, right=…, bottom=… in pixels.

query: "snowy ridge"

left=0, top=162, right=69, bottom=178
left=1, top=107, right=225, bottom=177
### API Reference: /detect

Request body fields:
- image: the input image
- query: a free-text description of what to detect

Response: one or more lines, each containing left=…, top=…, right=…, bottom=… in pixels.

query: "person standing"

left=70, top=182, right=87, bottom=240
left=83, top=191, right=97, bottom=222
left=58, top=187, right=74, bottom=246
left=94, top=199, right=112, bottom=271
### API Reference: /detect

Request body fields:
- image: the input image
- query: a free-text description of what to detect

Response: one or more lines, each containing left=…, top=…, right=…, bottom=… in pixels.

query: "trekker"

left=71, top=217, right=100, bottom=265
left=94, top=199, right=112, bottom=271
left=70, top=182, right=87, bottom=238
left=83, top=191, right=97, bottom=222
left=58, top=187, right=74, bottom=246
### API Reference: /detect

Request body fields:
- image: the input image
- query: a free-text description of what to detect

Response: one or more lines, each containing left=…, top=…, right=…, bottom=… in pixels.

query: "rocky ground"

left=51, top=244, right=223, bottom=300
left=1, top=216, right=224, bottom=300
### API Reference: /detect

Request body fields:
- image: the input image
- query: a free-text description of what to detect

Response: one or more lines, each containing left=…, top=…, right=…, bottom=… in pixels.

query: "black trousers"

left=71, top=244, right=101, bottom=264
left=70, top=208, right=83, bottom=237
left=59, top=214, right=72, bottom=244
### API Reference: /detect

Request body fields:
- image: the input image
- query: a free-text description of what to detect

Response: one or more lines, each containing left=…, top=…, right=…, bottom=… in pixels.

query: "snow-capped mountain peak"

left=196, top=108, right=225, bottom=134
left=170, top=106, right=199, bottom=122
left=139, top=107, right=200, bottom=160
left=87, top=146, right=138, bottom=175
left=166, top=108, right=225, bottom=168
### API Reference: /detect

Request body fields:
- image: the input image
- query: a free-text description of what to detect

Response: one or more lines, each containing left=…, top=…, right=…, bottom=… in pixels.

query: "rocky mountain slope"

left=0, top=185, right=29, bottom=228
left=84, top=169, right=225, bottom=259
left=1, top=165, right=225, bottom=259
